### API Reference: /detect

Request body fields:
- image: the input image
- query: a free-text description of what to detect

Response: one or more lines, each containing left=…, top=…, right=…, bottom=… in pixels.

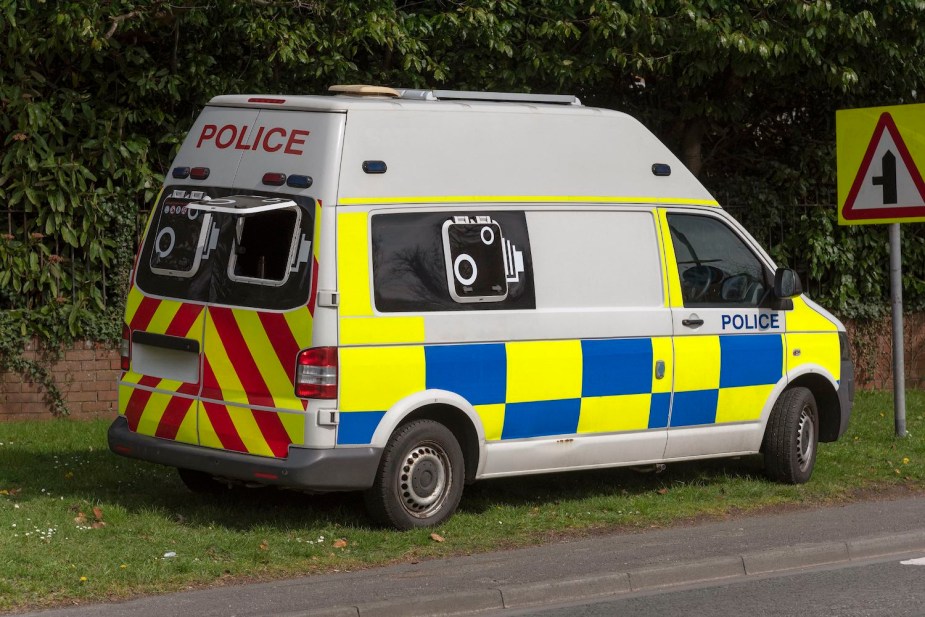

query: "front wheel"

left=762, top=387, right=819, bottom=484
left=364, top=419, right=464, bottom=530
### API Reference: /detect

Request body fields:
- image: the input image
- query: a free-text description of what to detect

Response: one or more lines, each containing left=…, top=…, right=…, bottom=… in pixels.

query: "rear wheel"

left=763, top=387, right=818, bottom=484
left=364, top=420, right=464, bottom=530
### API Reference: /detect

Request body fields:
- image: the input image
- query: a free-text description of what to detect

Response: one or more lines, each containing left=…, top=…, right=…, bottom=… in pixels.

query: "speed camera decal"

left=148, top=193, right=212, bottom=278
left=442, top=215, right=525, bottom=303
left=370, top=211, right=534, bottom=313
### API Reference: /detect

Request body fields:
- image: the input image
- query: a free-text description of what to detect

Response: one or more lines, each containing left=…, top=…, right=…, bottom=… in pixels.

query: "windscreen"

left=135, top=186, right=315, bottom=311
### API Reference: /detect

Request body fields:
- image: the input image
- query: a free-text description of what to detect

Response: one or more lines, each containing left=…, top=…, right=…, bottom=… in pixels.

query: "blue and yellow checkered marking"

left=336, top=334, right=784, bottom=445
left=670, top=334, right=783, bottom=428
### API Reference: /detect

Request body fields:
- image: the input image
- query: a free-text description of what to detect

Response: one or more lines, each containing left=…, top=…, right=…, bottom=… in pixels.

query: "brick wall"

left=0, top=314, right=923, bottom=420
left=845, top=313, right=925, bottom=390
left=0, top=340, right=120, bottom=421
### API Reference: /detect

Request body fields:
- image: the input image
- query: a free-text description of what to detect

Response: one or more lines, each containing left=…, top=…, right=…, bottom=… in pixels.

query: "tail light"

left=120, top=323, right=131, bottom=371
left=295, top=347, right=337, bottom=398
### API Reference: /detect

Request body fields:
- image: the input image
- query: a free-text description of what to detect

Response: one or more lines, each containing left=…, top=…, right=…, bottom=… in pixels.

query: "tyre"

left=177, top=468, right=232, bottom=494
left=364, top=419, right=464, bottom=530
left=762, top=387, right=819, bottom=484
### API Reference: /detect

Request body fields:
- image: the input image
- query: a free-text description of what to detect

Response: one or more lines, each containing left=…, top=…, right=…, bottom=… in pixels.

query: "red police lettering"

left=234, top=126, right=251, bottom=150
left=262, top=127, right=286, bottom=152
left=284, top=129, right=310, bottom=155
left=215, top=125, right=238, bottom=148
left=197, top=124, right=217, bottom=148
left=249, top=126, right=265, bottom=150
left=196, top=124, right=309, bottom=155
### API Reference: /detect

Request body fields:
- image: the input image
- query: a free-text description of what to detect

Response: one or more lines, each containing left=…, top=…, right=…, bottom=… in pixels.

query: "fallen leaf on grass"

left=430, top=533, right=445, bottom=543
left=74, top=512, right=87, bottom=524
left=259, top=540, right=269, bottom=551
left=91, top=521, right=106, bottom=529
left=92, top=506, right=104, bottom=521
left=333, top=539, right=348, bottom=549
left=657, top=488, right=669, bottom=495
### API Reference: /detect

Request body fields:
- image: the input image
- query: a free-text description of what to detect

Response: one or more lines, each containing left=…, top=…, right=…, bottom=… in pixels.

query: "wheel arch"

left=369, top=390, right=485, bottom=482
left=786, top=369, right=841, bottom=443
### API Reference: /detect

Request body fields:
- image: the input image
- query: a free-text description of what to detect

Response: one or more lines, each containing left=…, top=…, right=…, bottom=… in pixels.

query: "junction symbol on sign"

left=840, top=112, right=925, bottom=222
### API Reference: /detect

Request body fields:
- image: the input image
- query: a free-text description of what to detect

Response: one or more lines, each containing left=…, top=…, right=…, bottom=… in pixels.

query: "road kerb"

left=742, top=542, right=849, bottom=575
left=628, top=556, right=746, bottom=591
left=498, top=572, right=631, bottom=609
left=848, top=531, right=925, bottom=561
left=355, top=589, right=503, bottom=617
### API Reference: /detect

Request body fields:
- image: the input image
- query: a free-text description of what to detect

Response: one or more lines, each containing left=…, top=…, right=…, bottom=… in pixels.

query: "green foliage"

left=1, top=0, right=924, bottom=355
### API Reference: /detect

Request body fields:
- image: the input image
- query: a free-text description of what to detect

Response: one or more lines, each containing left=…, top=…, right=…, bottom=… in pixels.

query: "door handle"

left=682, top=318, right=704, bottom=328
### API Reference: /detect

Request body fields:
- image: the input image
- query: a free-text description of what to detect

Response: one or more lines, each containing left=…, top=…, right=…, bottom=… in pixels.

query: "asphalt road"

left=498, top=555, right=925, bottom=617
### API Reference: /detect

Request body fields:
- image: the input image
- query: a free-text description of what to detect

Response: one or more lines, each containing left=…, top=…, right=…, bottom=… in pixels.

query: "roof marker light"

left=652, top=163, right=672, bottom=177
left=172, top=167, right=191, bottom=179
left=262, top=172, right=287, bottom=186
left=286, top=175, right=313, bottom=189
left=362, top=160, right=387, bottom=174
left=190, top=167, right=210, bottom=180
left=248, top=97, right=286, bottom=104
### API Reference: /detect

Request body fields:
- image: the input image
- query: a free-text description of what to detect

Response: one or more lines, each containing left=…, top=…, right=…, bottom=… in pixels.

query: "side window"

left=666, top=213, right=769, bottom=307
left=371, top=211, right=535, bottom=312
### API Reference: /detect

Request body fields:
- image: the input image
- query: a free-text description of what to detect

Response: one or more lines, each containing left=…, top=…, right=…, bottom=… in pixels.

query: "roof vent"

left=328, top=85, right=400, bottom=98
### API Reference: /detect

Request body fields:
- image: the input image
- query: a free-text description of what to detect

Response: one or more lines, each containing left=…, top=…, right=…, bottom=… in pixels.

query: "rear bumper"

left=107, top=416, right=381, bottom=491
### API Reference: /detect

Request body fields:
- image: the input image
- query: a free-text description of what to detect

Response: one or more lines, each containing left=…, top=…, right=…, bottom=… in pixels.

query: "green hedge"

left=1, top=0, right=924, bottom=353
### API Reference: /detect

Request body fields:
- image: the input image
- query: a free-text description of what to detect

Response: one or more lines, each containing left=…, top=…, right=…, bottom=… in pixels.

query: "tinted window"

left=135, top=186, right=314, bottom=311
left=371, top=211, right=535, bottom=312
left=667, top=213, right=769, bottom=307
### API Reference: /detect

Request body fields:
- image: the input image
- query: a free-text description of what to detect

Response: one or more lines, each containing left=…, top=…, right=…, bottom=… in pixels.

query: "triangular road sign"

left=841, top=112, right=925, bottom=221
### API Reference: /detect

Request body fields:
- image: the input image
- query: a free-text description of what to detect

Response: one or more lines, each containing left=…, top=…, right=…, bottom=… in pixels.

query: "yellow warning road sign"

left=837, top=103, right=925, bottom=225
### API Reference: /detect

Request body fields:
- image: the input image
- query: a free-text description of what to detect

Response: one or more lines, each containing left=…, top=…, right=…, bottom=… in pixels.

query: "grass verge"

left=1, top=390, right=923, bottom=611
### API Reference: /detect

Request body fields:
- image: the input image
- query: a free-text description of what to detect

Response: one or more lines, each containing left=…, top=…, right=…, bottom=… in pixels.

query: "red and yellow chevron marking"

left=196, top=304, right=312, bottom=457
left=198, top=401, right=304, bottom=458
left=120, top=287, right=205, bottom=444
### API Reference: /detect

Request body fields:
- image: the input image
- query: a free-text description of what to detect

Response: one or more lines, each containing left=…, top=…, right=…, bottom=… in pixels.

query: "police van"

left=108, top=86, right=854, bottom=529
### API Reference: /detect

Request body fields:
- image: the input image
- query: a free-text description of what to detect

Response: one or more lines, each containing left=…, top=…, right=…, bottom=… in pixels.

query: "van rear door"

left=189, top=107, right=344, bottom=458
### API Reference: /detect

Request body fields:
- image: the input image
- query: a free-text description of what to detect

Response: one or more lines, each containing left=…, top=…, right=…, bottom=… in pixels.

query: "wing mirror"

left=773, top=268, right=803, bottom=299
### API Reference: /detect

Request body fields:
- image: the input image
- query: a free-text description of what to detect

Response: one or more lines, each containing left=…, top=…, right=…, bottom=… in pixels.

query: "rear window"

left=135, top=186, right=314, bottom=310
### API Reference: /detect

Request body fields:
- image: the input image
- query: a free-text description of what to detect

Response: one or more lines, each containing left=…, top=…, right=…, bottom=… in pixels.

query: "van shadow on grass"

left=459, top=456, right=769, bottom=515
left=0, top=432, right=770, bottom=533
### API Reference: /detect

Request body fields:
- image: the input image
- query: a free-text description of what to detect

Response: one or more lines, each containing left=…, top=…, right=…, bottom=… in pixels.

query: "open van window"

left=228, top=207, right=301, bottom=286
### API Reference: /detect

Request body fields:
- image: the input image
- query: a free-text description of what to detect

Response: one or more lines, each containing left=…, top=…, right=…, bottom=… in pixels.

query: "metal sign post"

left=889, top=223, right=906, bottom=437
left=836, top=103, right=925, bottom=438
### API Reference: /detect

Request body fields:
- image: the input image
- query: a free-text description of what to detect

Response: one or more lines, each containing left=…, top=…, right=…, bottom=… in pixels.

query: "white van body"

left=109, top=88, right=854, bottom=528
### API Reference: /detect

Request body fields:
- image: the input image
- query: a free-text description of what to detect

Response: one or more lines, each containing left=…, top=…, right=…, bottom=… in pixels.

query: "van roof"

left=204, top=88, right=718, bottom=208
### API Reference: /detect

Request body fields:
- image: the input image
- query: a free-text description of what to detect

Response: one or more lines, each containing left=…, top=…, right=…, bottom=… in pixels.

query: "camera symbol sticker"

left=442, top=216, right=525, bottom=303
